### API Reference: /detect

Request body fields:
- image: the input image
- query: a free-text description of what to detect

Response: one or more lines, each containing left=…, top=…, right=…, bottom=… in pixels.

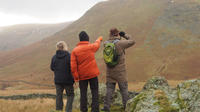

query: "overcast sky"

left=0, top=0, right=106, bottom=27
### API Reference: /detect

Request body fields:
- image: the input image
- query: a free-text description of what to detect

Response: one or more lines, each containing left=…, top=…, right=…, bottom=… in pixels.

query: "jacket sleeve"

left=118, top=34, right=135, bottom=49
left=70, top=51, right=79, bottom=81
left=50, top=56, right=55, bottom=71
left=68, top=53, right=75, bottom=82
left=90, top=37, right=102, bottom=52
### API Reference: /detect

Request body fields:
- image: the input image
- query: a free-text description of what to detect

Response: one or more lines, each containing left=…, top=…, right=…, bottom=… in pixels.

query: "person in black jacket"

left=50, top=41, right=74, bottom=112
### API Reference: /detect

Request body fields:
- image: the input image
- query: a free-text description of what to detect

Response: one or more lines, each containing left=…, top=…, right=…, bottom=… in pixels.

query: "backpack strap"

left=112, top=39, right=121, bottom=56
left=113, top=39, right=120, bottom=44
left=104, top=41, right=110, bottom=44
left=113, top=39, right=126, bottom=55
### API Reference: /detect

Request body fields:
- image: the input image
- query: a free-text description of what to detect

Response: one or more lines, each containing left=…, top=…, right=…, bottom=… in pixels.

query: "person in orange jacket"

left=71, top=31, right=103, bottom=112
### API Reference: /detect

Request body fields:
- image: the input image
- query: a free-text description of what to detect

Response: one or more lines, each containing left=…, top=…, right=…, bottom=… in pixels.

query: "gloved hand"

left=119, top=31, right=126, bottom=37
left=98, top=36, right=103, bottom=41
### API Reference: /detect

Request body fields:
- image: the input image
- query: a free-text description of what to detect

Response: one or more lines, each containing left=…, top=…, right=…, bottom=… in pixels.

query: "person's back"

left=106, top=33, right=135, bottom=83
left=102, top=28, right=135, bottom=112
left=71, top=41, right=100, bottom=80
left=71, top=31, right=103, bottom=112
left=51, top=50, right=74, bottom=84
left=50, top=41, right=74, bottom=112
left=71, top=31, right=103, bottom=81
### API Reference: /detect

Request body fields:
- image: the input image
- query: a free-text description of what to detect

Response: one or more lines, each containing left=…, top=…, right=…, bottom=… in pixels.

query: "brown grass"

left=0, top=80, right=187, bottom=112
left=0, top=80, right=185, bottom=96
left=0, top=98, right=119, bottom=112
left=0, top=98, right=55, bottom=112
left=0, top=0, right=199, bottom=90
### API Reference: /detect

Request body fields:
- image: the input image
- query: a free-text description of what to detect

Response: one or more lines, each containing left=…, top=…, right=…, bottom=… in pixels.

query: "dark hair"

left=79, top=31, right=89, bottom=41
left=110, top=28, right=119, bottom=37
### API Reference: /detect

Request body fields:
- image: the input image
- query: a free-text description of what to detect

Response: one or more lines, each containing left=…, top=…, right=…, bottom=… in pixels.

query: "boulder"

left=176, top=79, right=200, bottom=112
left=73, top=83, right=106, bottom=108
left=73, top=83, right=138, bottom=109
left=143, top=76, right=169, bottom=91
left=126, top=76, right=200, bottom=112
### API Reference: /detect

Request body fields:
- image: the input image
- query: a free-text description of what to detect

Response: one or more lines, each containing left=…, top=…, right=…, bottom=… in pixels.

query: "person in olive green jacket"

left=102, top=28, right=135, bottom=111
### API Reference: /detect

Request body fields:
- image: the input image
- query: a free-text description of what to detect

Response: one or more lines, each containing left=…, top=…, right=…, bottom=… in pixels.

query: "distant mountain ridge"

left=0, top=0, right=199, bottom=89
left=0, top=22, right=72, bottom=51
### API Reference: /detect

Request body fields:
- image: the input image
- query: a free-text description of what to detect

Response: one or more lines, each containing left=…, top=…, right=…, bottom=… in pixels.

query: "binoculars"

left=119, top=31, right=125, bottom=37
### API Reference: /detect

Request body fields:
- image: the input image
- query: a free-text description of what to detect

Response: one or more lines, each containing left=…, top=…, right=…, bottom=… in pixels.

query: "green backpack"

left=103, top=40, right=119, bottom=67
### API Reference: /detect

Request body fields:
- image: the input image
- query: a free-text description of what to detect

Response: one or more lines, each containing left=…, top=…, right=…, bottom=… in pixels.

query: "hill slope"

left=0, top=22, right=71, bottom=51
left=0, top=0, right=199, bottom=89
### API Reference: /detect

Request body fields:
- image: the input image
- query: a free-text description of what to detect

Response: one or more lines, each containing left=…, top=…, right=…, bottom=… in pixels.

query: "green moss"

left=109, top=105, right=124, bottom=112
left=182, top=82, right=192, bottom=89
left=129, top=93, right=146, bottom=112
left=154, top=90, right=179, bottom=112
left=90, top=104, right=124, bottom=112
left=175, top=86, right=187, bottom=111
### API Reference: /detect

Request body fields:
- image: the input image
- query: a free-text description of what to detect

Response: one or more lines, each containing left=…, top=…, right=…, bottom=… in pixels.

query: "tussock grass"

left=0, top=98, right=55, bottom=112
left=0, top=99, right=124, bottom=112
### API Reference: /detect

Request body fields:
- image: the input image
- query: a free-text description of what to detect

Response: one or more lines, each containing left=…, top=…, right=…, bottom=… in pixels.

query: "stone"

left=126, top=76, right=200, bottom=112
left=73, top=83, right=138, bottom=109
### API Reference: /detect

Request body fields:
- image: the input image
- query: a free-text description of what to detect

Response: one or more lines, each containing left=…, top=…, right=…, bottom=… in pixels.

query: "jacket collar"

left=77, top=41, right=90, bottom=46
left=109, top=36, right=120, bottom=40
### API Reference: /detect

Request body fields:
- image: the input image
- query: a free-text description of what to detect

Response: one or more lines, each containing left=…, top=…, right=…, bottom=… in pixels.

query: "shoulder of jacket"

left=72, top=47, right=78, bottom=52
left=115, top=40, right=129, bottom=47
left=52, top=55, right=56, bottom=61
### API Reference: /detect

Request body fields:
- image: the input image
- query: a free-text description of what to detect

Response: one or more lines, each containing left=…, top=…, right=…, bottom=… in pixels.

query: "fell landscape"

left=0, top=22, right=71, bottom=51
left=0, top=0, right=199, bottom=112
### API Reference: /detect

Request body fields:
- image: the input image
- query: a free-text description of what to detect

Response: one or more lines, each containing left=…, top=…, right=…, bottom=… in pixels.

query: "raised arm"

left=90, top=36, right=103, bottom=52
left=118, top=34, right=135, bottom=49
left=71, top=51, right=79, bottom=82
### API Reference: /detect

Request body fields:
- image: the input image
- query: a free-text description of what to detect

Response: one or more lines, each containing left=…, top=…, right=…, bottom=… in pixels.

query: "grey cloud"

left=0, top=0, right=105, bottom=20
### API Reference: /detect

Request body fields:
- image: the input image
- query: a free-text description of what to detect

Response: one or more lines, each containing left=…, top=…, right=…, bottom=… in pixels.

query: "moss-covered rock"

left=126, top=89, right=180, bottom=112
left=126, top=77, right=200, bottom=112
left=73, top=83, right=107, bottom=109
left=176, top=79, right=200, bottom=112
left=143, top=76, right=169, bottom=91
left=154, top=90, right=179, bottom=112
left=73, top=83, right=138, bottom=109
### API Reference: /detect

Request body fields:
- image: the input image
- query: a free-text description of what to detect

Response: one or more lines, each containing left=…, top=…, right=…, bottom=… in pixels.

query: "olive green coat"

left=105, top=35, right=135, bottom=83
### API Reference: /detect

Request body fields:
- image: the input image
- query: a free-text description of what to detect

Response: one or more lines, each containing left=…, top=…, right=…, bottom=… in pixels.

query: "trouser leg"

left=79, top=80, right=89, bottom=112
left=104, top=82, right=116, bottom=110
left=56, top=84, right=64, bottom=110
left=118, top=82, right=129, bottom=109
left=89, top=77, right=99, bottom=112
left=65, top=85, right=74, bottom=112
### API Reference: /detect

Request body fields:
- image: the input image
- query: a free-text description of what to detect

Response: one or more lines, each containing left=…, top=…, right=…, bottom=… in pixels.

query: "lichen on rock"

left=143, top=76, right=169, bottom=91
left=72, top=77, right=199, bottom=112
left=126, top=76, right=200, bottom=112
left=176, top=79, right=200, bottom=112
left=73, top=83, right=138, bottom=109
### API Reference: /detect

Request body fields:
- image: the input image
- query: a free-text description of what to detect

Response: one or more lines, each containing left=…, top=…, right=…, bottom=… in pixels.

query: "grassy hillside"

left=0, top=0, right=199, bottom=89
left=0, top=22, right=71, bottom=51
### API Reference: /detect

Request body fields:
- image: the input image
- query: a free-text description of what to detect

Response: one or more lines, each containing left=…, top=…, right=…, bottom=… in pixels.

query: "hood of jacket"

left=56, top=50, right=68, bottom=59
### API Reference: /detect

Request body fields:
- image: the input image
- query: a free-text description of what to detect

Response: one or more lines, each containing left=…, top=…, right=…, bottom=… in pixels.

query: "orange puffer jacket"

left=71, top=37, right=102, bottom=81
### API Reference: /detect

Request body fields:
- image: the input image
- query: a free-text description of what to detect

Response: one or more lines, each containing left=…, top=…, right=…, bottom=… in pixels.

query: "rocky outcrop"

left=126, top=76, right=200, bottom=112
left=73, top=83, right=138, bottom=109
left=73, top=83, right=107, bottom=108
left=72, top=76, right=199, bottom=111
left=177, top=79, right=200, bottom=112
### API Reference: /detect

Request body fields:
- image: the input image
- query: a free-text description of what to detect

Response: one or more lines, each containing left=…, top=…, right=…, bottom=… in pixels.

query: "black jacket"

left=50, top=50, right=74, bottom=85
